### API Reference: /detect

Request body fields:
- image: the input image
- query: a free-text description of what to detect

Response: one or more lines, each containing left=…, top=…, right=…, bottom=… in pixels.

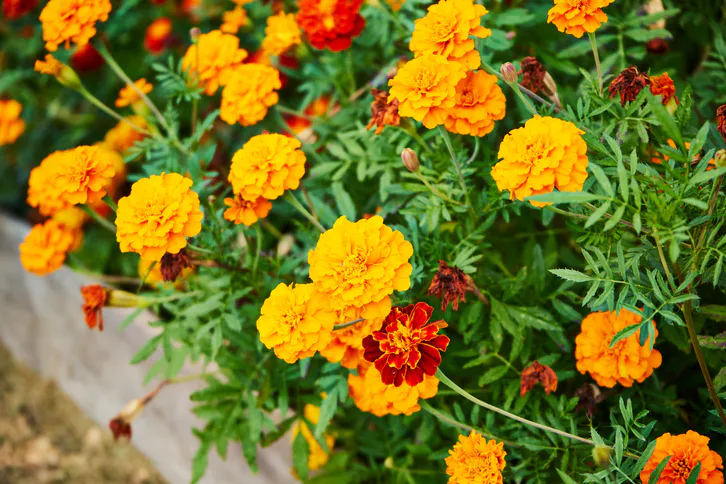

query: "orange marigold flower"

left=223, top=195, right=273, bottom=226
left=388, top=54, right=467, bottom=129
left=228, top=133, right=305, bottom=202
left=445, top=431, right=507, bottom=484
left=285, top=96, right=333, bottom=135
left=609, top=66, right=650, bottom=106
left=409, top=0, right=491, bottom=70
left=296, top=0, right=365, bottom=52
left=320, top=305, right=383, bottom=369
left=348, top=362, right=439, bottom=416
left=51, top=206, right=87, bottom=251
left=520, top=56, right=546, bottom=93
left=718, top=105, right=726, bottom=144
left=115, top=78, right=153, bottom=108
left=444, top=70, right=506, bottom=137
left=308, top=216, right=413, bottom=319
left=115, top=173, right=203, bottom=261
left=575, top=308, right=663, bottom=388
left=220, top=6, right=248, bottom=34
left=19, top=220, right=75, bottom=276
left=81, top=284, right=107, bottom=331
left=547, top=0, right=615, bottom=39
left=3, top=0, right=37, bottom=19
left=40, top=0, right=111, bottom=51
left=88, top=146, right=125, bottom=218
left=0, top=99, right=25, bottom=146
left=291, top=402, right=335, bottom=471
left=366, top=89, right=400, bottom=135
left=491, top=116, right=589, bottom=207
left=70, top=43, right=104, bottom=72
left=520, top=361, right=558, bottom=397
left=145, top=17, right=173, bottom=55
left=257, top=283, right=336, bottom=363
left=261, top=12, right=301, bottom=56
left=640, top=431, right=724, bottom=484
left=34, top=53, right=63, bottom=76
left=103, top=116, right=147, bottom=154
left=182, top=30, right=248, bottom=95
left=650, top=72, right=678, bottom=105
left=427, top=260, right=468, bottom=311
left=220, top=65, right=281, bottom=126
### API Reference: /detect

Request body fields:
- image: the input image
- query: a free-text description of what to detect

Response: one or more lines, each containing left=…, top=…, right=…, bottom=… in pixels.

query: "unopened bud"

left=715, top=149, right=726, bottom=169
left=401, top=148, right=420, bottom=172
left=384, top=456, right=394, bottom=469
left=500, top=62, right=518, bottom=84
left=58, top=64, right=82, bottom=90
left=542, top=72, right=562, bottom=110
left=190, top=27, right=201, bottom=43
left=107, top=289, right=141, bottom=308
left=592, top=445, right=612, bottom=468
left=505, top=31, right=516, bottom=41
left=277, top=234, right=295, bottom=257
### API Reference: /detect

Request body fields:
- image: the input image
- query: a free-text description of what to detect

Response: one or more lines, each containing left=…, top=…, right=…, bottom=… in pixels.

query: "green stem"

left=261, top=219, right=283, bottom=240
left=402, top=126, right=433, bottom=154
left=148, top=290, right=204, bottom=305
left=420, top=401, right=502, bottom=440
left=78, top=87, right=151, bottom=136
left=414, top=171, right=462, bottom=205
left=505, top=80, right=538, bottom=115
left=81, top=205, right=117, bottom=233
left=334, top=318, right=364, bottom=330
left=480, top=61, right=560, bottom=112
left=187, top=243, right=215, bottom=255
left=103, top=195, right=118, bottom=212
left=276, top=104, right=311, bottom=120
left=588, top=32, right=603, bottom=96
left=253, top=223, right=262, bottom=275
left=438, top=127, right=473, bottom=212
left=285, top=192, right=326, bottom=233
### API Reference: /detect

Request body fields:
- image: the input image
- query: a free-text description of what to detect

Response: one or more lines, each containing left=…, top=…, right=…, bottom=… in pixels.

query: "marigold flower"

left=70, top=43, right=104, bottom=72
left=40, top=0, right=112, bottom=51
left=348, top=362, right=439, bottom=416
left=115, top=78, right=153, bottom=108
left=34, top=53, right=63, bottom=76
left=363, top=302, right=450, bottom=387
left=88, top=146, right=125, bottom=218
left=547, top=0, right=615, bottom=39
left=366, top=89, right=400, bottom=135
left=81, top=284, right=107, bottom=331
left=717, top=105, right=726, bottom=143
left=640, top=431, right=724, bottom=484
left=145, top=17, right=173, bottom=54
left=427, top=261, right=467, bottom=311
left=388, top=54, right=467, bottom=129
left=409, top=0, right=490, bottom=70
left=650, top=72, right=677, bottom=106
left=103, top=116, right=147, bottom=154
left=520, top=56, right=546, bottom=93
left=491, top=116, right=589, bottom=207
left=223, top=195, right=273, bottom=226
left=257, top=283, right=336, bottom=363
left=220, top=6, right=248, bottom=34
left=291, top=403, right=335, bottom=470
left=0, top=100, right=25, bottom=146
left=520, top=361, right=558, bottom=397
left=297, top=0, right=365, bottom=51
left=444, top=70, right=506, bottom=137
left=320, top=305, right=383, bottom=369
left=115, top=173, right=203, bottom=261
left=182, top=30, right=248, bottom=95
left=575, top=309, right=662, bottom=388
left=445, top=431, right=507, bottom=484
left=51, top=206, right=87, bottom=250
left=19, top=220, right=76, bottom=276
left=3, top=0, right=36, bottom=19
left=220, top=64, right=281, bottom=126
left=609, top=66, right=650, bottom=106
left=261, top=12, right=301, bottom=56
left=308, top=216, right=413, bottom=319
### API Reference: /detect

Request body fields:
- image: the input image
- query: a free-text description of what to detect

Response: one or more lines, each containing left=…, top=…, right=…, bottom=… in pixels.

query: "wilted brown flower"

left=608, top=66, right=650, bottom=106
left=109, top=380, right=168, bottom=441
left=81, top=284, right=107, bottom=331
left=160, top=249, right=191, bottom=282
left=109, top=417, right=132, bottom=440
left=366, top=89, right=400, bottom=135
left=575, top=382, right=603, bottom=417
left=427, top=260, right=467, bottom=311
left=520, top=361, right=558, bottom=397
left=519, top=57, right=546, bottom=93
left=717, top=105, right=726, bottom=143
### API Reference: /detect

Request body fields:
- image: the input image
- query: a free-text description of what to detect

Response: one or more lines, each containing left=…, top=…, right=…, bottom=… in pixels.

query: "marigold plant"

left=0, top=99, right=25, bottom=146
left=219, top=64, right=281, bottom=126
left=445, top=431, right=506, bottom=484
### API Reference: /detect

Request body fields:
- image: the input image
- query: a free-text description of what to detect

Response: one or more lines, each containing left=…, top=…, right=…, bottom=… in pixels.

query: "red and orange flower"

left=296, top=0, right=365, bottom=52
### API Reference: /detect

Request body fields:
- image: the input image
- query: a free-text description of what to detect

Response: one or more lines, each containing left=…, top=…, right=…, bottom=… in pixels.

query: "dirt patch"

left=0, top=342, right=166, bottom=484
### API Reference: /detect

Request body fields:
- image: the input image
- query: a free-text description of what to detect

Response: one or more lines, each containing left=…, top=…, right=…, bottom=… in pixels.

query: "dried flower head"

left=19, top=220, right=76, bottom=276
left=491, top=116, right=589, bottom=207
left=103, top=116, right=147, bottom=154
left=220, top=64, right=281, bottom=126
left=223, top=195, right=273, bottom=227
left=650, top=72, right=677, bottom=106
left=145, top=17, right=173, bottom=54
left=445, top=431, right=507, bottom=484
left=3, top=0, right=37, bottom=19
left=547, top=0, right=615, bottom=39
left=220, top=6, right=248, bottom=34
left=0, top=99, right=25, bottom=146
left=261, top=12, right=301, bottom=56
left=427, top=261, right=467, bottom=311
left=81, top=284, right=108, bottom=331
left=109, top=381, right=167, bottom=441
left=363, top=302, right=450, bottom=387
left=115, top=78, right=153, bottom=108
left=519, top=361, right=558, bottom=397
left=308, top=216, right=413, bottom=319
left=519, top=56, right=546, bottom=93
left=297, top=0, right=365, bottom=52
left=575, top=309, right=662, bottom=388
left=320, top=306, right=382, bottom=369
left=609, top=66, right=650, bottom=106
left=640, top=431, right=724, bottom=484
left=409, top=0, right=491, bottom=70
left=40, top=0, right=111, bottom=51
left=182, top=30, right=248, bottom=95
left=366, top=89, right=400, bottom=135
left=160, top=250, right=192, bottom=283
left=444, top=70, right=506, bottom=137
left=574, top=383, right=602, bottom=417
left=290, top=402, right=335, bottom=470
left=717, top=105, right=726, bottom=143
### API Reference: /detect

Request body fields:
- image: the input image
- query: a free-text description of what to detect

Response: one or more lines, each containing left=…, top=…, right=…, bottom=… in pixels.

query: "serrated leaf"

left=478, top=366, right=510, bottom=386
left=526, top=191, right=606, bottom=204
left=550, top=268, right=592, bottom=282
left=610, top=323, right=642, bottom=347
left=603, top=205, right=626, bottom=231
left=589, top=163, right=614, bottom=196
left=649, top=456, right=672, bottom=484
left=585, top=201, right=612, bottom=228
left=331, top=182, right=356, bottom=220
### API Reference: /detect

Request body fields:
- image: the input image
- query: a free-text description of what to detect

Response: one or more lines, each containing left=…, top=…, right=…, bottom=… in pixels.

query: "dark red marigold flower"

left=717, top=105, right=726, bottom=143
left=145, top=17, right=173, bottom=55
left=646, top=38, right=669, bottom=54
left=519, top=56, right=546, bottom=93
left=109, top=417, right=132, bottom=440
left=71, top=44, right=104, bottom=73
left=608, top=66, right=650, bottom=106
left=427, top=261, right=468, bottom=311
left=297, top=0, right=365, bottom=52
left=362, top=302, right=450, bottom=387
left=160, top=249, right=191, bottom=282
left=519, top=361, right=558, bottom=397
left=2, top=0, right=36, bottom=19
left=366, top=89, right=400, bottom=135
left=81, top=284, right=108, bottom=331
left=649, top=72, right=677, bottom=106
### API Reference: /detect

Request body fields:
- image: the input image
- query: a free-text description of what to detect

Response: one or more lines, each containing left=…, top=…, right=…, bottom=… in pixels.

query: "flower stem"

left=438, top=127, right=473, bottom=212
left=480, top=61, right=560, bottom=112
left=78, top=87, right=151, bottom=136
left=414, top=171, right=462, bottom=205
left=420, top=401, right=496, bottom=439
left=186, top=243, right=216, bottom=255
left=334, top=318, right=364, bottom=330
left=505, top=80, right=538, bottom=116
left=81, top=205, right=117, bottom=233
left=285, top=192, right=326, bottom=233
left=588, top=32, right=603, bottom=96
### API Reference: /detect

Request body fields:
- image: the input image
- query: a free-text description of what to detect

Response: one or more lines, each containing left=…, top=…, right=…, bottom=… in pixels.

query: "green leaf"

left=648, top=95, right=683, bottom=149
left=493, top=8, right=535, bottom=26
left=506, top=306, right=561, bottom=332
left=191, top=443, right=210, bottom=484
left=130, top=334, right=162, bottom=364
left=604, top=134, right=623, bottom=162
left=632, top=440, right=657, bottom=476
left=610, top=323, right=642, bottom=347
left=331, top=182, right=356, bottom=221
left=686, top=462, right=701, bottom=484
left=698, top=333, right=726, bottom=350
left=714, top=368, right=726, bottom=391
left=589, top=163, right=614, bottom=196
left=525, top=191, right=606, bottom=204
left=688, top=122, right=710, bottom=161
left=688, top=168, right=726, bottom=190
left=683, top=198, right=709, bottom=210
left=648, top=456, right=672, bottom=484
left=556, top=469, right=579, bottom=484
left=617, top=159, right=629, bottom=203
left=478, top=366, right=510, bottom=386
left=550, top=269, right=592, bottom=283
left=292, top=431, right=310, bottom=481
left=625, top=28, right=671, bottom=42
left=603, top=205, right=626, bottom=231
left=314, top=385, right=341, bottom=439
left=585, top=201, right=612, bottom=228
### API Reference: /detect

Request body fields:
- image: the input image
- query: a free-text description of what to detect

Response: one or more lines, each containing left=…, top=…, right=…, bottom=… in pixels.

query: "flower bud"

left=500, top=62, right=518, bottom=84
left=401, top=148, right=420, bottom=172
left=592, top=445, right=612, bottom=468
left=57, top=63, right=82, bottom=90
left=542, top=72, right=562, bottom=110
left=190, top=27, right=201, bottom=43
left=715, top=149, right=726, bottom=169
left=107, top=288, right=141, bottom=308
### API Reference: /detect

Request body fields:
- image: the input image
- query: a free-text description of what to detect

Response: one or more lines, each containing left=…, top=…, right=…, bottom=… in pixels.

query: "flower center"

left=341, top=252, right=367, bottom=279
left=67, top=160, right=90, bottom=188
left=140, top=197, right=167, bottom=224
left=319, top=0, right=337, bottom=30
left=524, top=137, right=550, bottom=165
left=567, top=0, right=588, bottom=8
left=389, top=324, right=418, bottom=352
left=465, top=452, right=498, bottom=475
left=460, top=90, right=476, bottom=106
left=431, top=18, right=456, bottom=43
left=414, top=69, right=438, bottom=91
left=283, top=308, right=304, bottom=329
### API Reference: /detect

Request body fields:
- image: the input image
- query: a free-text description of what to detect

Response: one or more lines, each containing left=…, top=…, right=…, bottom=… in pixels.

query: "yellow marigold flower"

left=291, top=403, right=335, bottom=471
left=491, top=116, right=589, bottom=207
left=445, top=431, right=507, bottom=484
left=223, top=195, right=273, bottom=226
left=228, top=133, right=306, bottom=202
left=547, top=0, right=615, bottom=39
left=409, top=0, right=491, bottom=70
left=388, top=54, right=466, bottom=129
left=115, top=173, right=203, bottom=261
left=103, top=116, right=147, bottom=154
left=320, top=304, right=384, bottom=369
left=51, top=206, right=87, bottom=251
left=261, top=12, right=302, bottom=57
left=348, top=363, right=439, bottom=416
left=19, top=220, right=76, bottom=276
left=0, top=99, right=25, bottom=146
left=182, top=30, right=248, bottom=95
left=34, top=54, right=64, bottom=76
left=88, top=146, right=126, bottom=218
left=308, top=216, right=413, bottom=319
left=221, top=6, right=248, bottom=34
left=444, top=70, right=506, bottom=137
left=115, top=78, right=153, bottom=108
left=640, top=431, right=724, bottom=484
left=256, top=283, right=336, bottom=363
left=220, top=64, right=281, bottom=126
left=575, top=309, right=663, bottom=388
left=40, top=0, right=112, bottom=51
